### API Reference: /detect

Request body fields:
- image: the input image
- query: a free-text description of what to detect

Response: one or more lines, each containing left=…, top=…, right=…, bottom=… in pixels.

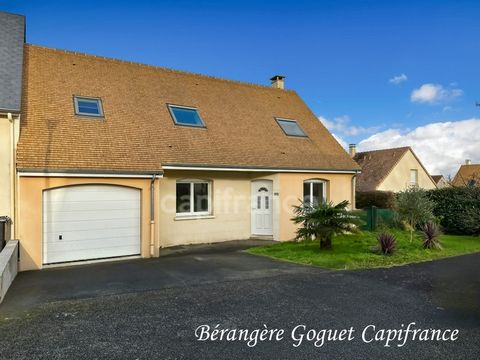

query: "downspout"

left=149, top=174, right=157, bottom=257
left=8, top=112, right=16, bottom=238
left=351, top=172, right=358, bottom=210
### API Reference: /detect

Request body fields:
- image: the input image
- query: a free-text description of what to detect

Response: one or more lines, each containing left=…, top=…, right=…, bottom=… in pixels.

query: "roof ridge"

left=355, top=146, right=410, bottom=155
left=25, top=44, right=295, bottom=93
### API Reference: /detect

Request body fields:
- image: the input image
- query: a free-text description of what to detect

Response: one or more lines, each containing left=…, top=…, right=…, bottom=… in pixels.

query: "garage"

left=43, top=185, right=141, bottom=264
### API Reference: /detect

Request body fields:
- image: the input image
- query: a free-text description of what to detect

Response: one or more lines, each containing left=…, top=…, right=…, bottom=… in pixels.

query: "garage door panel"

left=44, top=208, right=139, bottom=223
left=44, top=226, right=139, bottom=241
left=45, top=245, right=141, bottom=264
left=43, top=218, right=140, bottom=233
left=44, top=200, right=138, bottom=213
left=44, top=236, right=139, bottom=251
left=43, top=185, right=141, bottom=264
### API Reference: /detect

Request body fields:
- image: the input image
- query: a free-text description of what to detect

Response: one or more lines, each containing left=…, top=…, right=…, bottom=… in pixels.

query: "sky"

left=2, top=0, right=479, bottom=177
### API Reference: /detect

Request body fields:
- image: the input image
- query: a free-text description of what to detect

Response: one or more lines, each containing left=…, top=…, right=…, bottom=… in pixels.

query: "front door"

left=251, top=180, right=273, bottom=236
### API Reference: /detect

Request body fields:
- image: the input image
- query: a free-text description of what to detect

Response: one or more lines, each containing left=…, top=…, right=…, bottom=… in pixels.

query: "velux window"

left=275, top=118, right=307, bottom=137
left=168, top=105, right=205, bottom=127
left=303, top=180, right=326, bottom=206
left=74, top=96, right=104, bottom=117
left=176, top=180, right=211, bottom=216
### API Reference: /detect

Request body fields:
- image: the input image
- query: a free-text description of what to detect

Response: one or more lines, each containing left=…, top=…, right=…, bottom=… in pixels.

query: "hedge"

left=356, top=191, right=396, bottom=209
left=427, top=187, right=480, bottom=235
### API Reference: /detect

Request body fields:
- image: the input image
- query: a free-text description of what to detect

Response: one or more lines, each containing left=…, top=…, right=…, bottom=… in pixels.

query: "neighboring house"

left=1, top=12, right=361, bottom=271
left=452, top=160, right=480, bottom=187
left=350, top=145, right=437, bottom=192
left=431, top=175, right=450, bottom=189
left=0, top=12, right=24, bottom=231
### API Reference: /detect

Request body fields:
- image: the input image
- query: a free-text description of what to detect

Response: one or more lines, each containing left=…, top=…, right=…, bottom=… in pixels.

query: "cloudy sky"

left=3, top=0, right=479, bottom=176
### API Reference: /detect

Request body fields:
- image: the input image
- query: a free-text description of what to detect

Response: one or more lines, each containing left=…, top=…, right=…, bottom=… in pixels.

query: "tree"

left=291, top=200, right=361, bottom=249
left=396, top=187, right=435, bottom=241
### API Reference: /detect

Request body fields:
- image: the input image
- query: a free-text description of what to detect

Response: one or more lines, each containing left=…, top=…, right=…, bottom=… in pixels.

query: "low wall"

left=0, top=240, right=19, bottom=303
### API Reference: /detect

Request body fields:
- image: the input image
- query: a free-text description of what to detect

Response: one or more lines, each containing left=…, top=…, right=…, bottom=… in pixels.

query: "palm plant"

left=291, top=200, right=361, bottom=249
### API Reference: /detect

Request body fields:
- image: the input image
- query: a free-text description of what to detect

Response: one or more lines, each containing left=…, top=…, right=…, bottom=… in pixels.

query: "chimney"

left=349, top=144, right=357, bottom=157
left=465, top=159, right=472, bottom=165
left=270, top=75, right=285, bottom=89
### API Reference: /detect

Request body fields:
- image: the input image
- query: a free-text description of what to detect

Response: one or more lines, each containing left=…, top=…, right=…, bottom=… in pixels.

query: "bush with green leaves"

left=356, top=191, right=396, bottom=209
left=395, top=187, right=435, bottom=241
left=427, top=187, right=480, bottom=235
left=291, top=200, right=361, bottom=249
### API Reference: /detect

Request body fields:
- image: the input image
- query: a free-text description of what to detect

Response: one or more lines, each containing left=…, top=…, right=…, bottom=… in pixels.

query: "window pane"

left=194, top=183, right=209, bottom=212
left=75, top=97, right=102, bottom=116
left=303, top=182, right=310, bottom=204
left=410, top=169, right=418, bottom=184
left=257, top=196, right=261, bottom=209
left=265, top=196, right=269, bottom=210
left=176, top=183, right=191, bottom=213
left=312, top=182, right=324, bottom=205
left=170, top=106, right=205, bottom=126
left=277, top=119, right=307, bottom=137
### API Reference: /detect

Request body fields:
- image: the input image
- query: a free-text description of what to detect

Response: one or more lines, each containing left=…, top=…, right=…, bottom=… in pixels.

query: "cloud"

left=357, top=118, right=480, bottom=176
left=389, top=73, right=408, bottom=84
left=318, top=115, right=379, bottom=137
left=410, top=83, right=463, bottom=104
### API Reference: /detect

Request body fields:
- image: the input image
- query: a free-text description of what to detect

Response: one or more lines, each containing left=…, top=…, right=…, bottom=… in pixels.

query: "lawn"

left=247, top=230, right=480, bottom=270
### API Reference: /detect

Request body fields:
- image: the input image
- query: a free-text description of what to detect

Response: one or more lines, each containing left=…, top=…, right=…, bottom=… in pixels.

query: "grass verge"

left=246, top=230, right=480, bottom=270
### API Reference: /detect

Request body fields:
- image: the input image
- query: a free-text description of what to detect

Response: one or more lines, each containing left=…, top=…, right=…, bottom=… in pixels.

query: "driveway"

left=0, top=242, right=478, bottom=359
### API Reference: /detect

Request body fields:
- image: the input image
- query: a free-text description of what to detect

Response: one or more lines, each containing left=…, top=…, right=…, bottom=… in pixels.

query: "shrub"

left=291, top=200, right=361, bottom=249
left=427, top=187, right=480, bottom=235
left=356, top=191, right=396, bottom=209
left=396, top=187, right=435, bottom=241
left=377, top=233, right=397, bottom=255
left=422, top=221, right=442, bottom=249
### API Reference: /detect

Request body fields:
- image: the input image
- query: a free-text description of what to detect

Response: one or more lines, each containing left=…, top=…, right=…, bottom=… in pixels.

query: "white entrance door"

left=43, top=185, right=141, bottom=264
left=251, top=180, right=273, bottom=236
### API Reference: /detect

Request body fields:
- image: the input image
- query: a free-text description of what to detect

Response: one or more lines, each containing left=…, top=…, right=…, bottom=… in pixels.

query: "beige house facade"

left=352, top=146, right=437, bottom=193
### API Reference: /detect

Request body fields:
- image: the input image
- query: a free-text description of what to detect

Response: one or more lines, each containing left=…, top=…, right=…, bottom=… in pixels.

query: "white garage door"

left=43, top=185, right=141, bottom=264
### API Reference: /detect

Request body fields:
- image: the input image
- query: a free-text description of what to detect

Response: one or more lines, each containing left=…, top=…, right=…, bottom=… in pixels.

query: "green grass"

left=247, top=230, right=480, bottom=270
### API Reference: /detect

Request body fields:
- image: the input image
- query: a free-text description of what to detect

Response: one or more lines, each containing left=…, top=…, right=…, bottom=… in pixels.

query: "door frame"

left=250, top=179, right=273, bottom=236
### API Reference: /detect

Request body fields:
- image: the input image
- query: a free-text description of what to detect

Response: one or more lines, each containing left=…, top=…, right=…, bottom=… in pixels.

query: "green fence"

left=358, top=206, right=397, bottom=231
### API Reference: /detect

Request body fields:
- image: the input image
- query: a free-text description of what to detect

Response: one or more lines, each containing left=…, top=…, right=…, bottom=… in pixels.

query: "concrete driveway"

left=0, top=242, right=478, bottom=359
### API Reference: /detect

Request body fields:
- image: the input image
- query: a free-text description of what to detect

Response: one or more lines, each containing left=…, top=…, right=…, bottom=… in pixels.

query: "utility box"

left=0, top=216, right=12, bottom=251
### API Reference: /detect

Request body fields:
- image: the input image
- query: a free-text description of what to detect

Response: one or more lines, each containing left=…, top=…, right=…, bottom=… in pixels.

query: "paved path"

left=0, top=244, right=478, bottom=359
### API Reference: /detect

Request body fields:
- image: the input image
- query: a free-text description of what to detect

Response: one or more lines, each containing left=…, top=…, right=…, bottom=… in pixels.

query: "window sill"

left=174, top=215, right=215, bottom=221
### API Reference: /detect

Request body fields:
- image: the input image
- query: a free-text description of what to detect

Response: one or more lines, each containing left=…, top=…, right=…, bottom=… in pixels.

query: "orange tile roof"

left=353, top=147, right=411, bottom=191
left=17, top=45, right=360, bottom=173
left=452, top=164, right=480, bottom=186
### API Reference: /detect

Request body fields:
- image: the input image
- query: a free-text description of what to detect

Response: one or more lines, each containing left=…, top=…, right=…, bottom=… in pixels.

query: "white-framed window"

left=176, top=180, right=211, bottom=216
left=74, top=96, right=104, bottom=117
left=303, top=179, right=327, bottom=206
left=410, top=169, right=418, bottom=185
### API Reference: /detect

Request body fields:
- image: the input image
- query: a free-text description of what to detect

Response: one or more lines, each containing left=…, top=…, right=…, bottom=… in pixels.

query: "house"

left=1, top=11, right=361, bottom=271
left=0, top=12, right=24, bottom=230
left=431, top=175, right=450, bottom=189
left=350, top=145, right=437, bottom=192
left=452, top=160, right=480, bottom=187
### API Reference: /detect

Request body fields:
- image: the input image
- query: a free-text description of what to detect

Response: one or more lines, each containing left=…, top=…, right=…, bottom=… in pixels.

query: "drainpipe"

left=149, top=174, right=157, bottom=257
left=7, top=112, right=16, bottom=237
left=351, top=172, right=358, bottom=210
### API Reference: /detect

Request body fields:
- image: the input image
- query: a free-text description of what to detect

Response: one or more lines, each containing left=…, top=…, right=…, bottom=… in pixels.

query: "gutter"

left=162, top=164, right=361, bottom=174
left=18, top=171, right=164, bottom=178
